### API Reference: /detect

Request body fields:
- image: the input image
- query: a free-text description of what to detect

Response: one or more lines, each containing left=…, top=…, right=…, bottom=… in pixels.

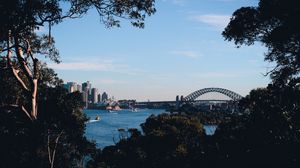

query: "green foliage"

left=0, top=60, right=25, bottom=106
left=39, top=63, right=63, bottom=88
left=88, top=114, right=205, bottom=168
left=223, top=0, right=300, bottom=83
left=239, top=84, right=300, bottom=143
left=176, top=103, right=198, bottom=114
left=142, top=114, right=204, bottom=146
left=212, top=84, right=300, bottom=168
left=0, top=63, right=95, bottom=168
left=0, top=0, right=156, bottom=38
left=221, top=1, right=300, bottom=166
left=37, top=87, right=95, bottom=168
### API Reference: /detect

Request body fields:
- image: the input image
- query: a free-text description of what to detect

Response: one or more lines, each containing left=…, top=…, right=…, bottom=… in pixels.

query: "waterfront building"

left=64, top=82, right=78, bottom=93
left=82, top=89, right=89, bottom=108
left=82, top=81, right=91, bottom=94
left=77, top=84, right=82, bottom=92
left=91, top=88, right=99, bottom=104
left=102, top=92, right=108, bottom=102
left=97, top=93, right=101, bottom=103
left=82, top=81, right=92, bottom=102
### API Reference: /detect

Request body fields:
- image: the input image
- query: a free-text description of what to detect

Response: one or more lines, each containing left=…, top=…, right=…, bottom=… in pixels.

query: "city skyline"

left=64, top=80, right=110, bottom=100
left=47, top=0, right=270, bottom=101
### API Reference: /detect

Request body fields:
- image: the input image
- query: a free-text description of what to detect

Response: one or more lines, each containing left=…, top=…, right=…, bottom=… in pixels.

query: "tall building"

left=82, top=81, right=92, bottom=102
left=77, top=84, right=82, bottom=92
left=102, top=92, right=108, bottom=102
left=91, top=88, right=99, bottom=104
left=82, top=81, right=91, bottom=94
left=82, top=91, right=88, bottom=108
left=64, top=82, right=77, bottom=93
left=97, top=93, right=101, bottom=103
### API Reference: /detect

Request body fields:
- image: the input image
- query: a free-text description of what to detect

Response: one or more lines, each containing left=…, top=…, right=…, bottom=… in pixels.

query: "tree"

left=0, top=62, right=96, bottom=168
left=37, top=87, right=95, bottom=168
left=0, top=0, right=156, bottom=120
left=87, top=114, right=206, bottom=168
left=210, top=84, right=300, bottom=168
left=222, top=1, right=300, bottom=165
left=222, top=0, right=300, bottom=84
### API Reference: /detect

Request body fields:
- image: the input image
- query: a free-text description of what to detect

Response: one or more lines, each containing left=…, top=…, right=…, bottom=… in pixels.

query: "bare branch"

left=0, top=104, right=33, bottom=121
left=262, top=64, right=280, bottom=77
left=48, top=130, right=64, bottom=168
left=6, top=35, right=30, bottom=92
left=14, top=36, right=33, bottom=80
left=0, top=45, right=16, bottom=53
left=21, top=106, right=33, bottom=121
left=47, top=130, right=52, bottom=164
left=11, top=65, right=30, bottom=91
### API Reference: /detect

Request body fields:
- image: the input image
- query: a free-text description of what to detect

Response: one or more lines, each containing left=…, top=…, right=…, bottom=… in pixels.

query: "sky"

left=46, top=0, right=272, bottom=101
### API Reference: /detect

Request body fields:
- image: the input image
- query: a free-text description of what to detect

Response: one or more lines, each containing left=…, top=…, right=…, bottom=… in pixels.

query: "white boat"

left=95, top=116, right=101, bottom=120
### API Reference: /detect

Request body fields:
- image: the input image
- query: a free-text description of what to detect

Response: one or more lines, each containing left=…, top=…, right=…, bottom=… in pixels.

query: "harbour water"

left=84, top=109, right=217, bottom=149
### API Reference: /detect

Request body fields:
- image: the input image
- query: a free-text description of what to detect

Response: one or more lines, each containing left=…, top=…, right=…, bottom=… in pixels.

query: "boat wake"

left=86, top=119, right=101, bottom=123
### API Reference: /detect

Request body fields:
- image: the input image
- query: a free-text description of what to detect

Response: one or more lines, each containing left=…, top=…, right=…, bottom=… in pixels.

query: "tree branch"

left=10, top=65, right=30, bottom=91
left=14, top=36, right=34, bottom=84
left=48, top=130, right=64, bottom=168
left=21, top=106, right=33, bottom=121
left=0, top=104, right=33, bottom=121
left=6, top=34, right=30, bottom=92
left=0, top=45, right=16, bottom=53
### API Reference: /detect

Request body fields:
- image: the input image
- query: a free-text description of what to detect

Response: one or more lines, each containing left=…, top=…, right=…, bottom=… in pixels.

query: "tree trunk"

left=31, top=79, right=38, bottom=119
left=6, top=32, right=40, bottom=120
left=48, top=130, right=64, bottom=168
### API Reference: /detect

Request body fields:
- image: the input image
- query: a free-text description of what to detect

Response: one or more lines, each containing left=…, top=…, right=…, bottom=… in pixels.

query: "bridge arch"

left=184, top=87, right=243, bottom=101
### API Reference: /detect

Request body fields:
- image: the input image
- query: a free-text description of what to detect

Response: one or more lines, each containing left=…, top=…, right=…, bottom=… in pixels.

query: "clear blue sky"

left=47, top=0, right=271, bottom=101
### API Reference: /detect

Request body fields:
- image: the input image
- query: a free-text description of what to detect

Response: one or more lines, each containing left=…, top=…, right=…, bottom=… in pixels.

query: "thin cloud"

left=190, top=14, right=231, bottom=30
left=170, top=50, right=200, bottom=59
left=48, top=59, right=143, bottom=75
left=48, top=61, right=114, bottom=71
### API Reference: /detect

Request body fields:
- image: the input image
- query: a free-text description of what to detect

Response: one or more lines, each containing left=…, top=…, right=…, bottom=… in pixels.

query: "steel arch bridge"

left=184, top=87, right=243, bottom=101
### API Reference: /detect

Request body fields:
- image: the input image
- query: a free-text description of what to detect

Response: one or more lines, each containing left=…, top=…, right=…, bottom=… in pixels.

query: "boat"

left=131, top=108, right=138, bottom=112
left=95, top=115, right=101, bottom=120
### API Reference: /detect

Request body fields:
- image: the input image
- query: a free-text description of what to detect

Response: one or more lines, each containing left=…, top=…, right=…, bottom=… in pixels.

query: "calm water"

left=84, top=109, right=166, bottom=148
left=84, top=109, right=217, bottom=149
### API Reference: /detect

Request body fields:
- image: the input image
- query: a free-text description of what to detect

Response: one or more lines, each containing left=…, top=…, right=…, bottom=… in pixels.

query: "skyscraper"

left=102, top=92, right=108, bottom=102
left=82, top=91, right=88, bottom=108
left=82, top=81, right=92, bottom=103
left=91, top=88, right=99, bottom=104
left=77, top=84, right=82, bottom=92
left=97, top=93, right=101, bottom=103
left=82, top=81, right=91, bottom=94
left=64, top=82, right=78, bottom=93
